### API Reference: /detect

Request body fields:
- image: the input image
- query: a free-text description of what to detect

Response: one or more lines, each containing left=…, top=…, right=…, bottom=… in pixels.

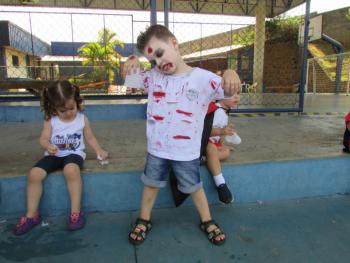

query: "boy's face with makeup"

left=143, top=36, right=181, bottom=75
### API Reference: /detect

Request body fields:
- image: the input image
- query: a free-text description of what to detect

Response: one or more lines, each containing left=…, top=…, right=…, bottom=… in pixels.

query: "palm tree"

left=78, top=28, right=124, bottom=83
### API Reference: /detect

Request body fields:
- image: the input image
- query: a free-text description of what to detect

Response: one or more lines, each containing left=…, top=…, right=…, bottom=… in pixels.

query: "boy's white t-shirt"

left=137, top=67, right=225, bottom=161
left=210, top=103, right=228, bottom=144
left=45, top=112, right=86, bottom=159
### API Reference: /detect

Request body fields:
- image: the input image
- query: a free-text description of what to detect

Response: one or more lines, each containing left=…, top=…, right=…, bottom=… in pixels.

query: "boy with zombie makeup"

left=124, top=24, right=241, bottom=246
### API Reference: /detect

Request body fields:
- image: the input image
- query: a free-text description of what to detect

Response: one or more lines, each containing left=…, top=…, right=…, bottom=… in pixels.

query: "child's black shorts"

left=34, top=154, right=84, bottom=174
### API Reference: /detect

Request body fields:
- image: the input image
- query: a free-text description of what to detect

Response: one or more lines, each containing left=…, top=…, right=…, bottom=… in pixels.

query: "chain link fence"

left=307, top=52, right=350, bottom=94
left=0, top=4, right=307, bottom=110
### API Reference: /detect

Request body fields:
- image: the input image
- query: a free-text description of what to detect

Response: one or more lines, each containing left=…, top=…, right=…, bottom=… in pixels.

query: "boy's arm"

left=39, top=120, right=57, bottom=155
left=122, top=55, right=148, bottom=91
left=83, top=117, right=108, bottom=160
left=222, top=69, right=241, bottom=97
left=211, top=124, right=234, bottom=137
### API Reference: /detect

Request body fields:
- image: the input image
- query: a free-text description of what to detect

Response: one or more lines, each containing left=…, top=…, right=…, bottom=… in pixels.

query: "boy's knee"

left=206, top=143, right=217, bottom=155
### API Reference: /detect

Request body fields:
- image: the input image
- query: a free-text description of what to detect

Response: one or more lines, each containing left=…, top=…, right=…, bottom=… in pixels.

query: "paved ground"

left=1, top=195, right=350, bottom=263
left=1, top=93, right=349, bottom=177
left=0, top=114, right=346, bottom=177
left=1, top=94, right=350, bottom=262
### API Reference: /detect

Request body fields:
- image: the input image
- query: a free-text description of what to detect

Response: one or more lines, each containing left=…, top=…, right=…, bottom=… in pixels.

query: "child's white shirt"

left=46, top=112, right=86, bottom=159
left=137, top=67, right=225, bottom=161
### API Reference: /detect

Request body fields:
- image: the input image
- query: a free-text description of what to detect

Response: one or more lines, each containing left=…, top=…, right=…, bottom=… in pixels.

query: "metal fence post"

left=312, top=59, right=316, bottom=94
left=150, top=0, right=157, bottom=25
left=347, top=54, right=350, bottom=95
left=305, top=58, right=310, bottom=93
left=299, top=0, right=311, bottom=112
left=70, top=13, right=76, bottom=82
left=29, top=12, right=36, bottom=78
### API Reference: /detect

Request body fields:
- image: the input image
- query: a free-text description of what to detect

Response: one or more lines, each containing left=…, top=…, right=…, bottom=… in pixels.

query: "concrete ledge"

left=1, top=156, right=350, bottom=216
left=0, top=104, right=147, bottom=122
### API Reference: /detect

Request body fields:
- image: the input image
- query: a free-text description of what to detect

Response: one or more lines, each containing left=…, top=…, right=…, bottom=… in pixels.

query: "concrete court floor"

left=1, top=195, right=350, bottom=263
left=1, top=93, right=350, bottom=177
left=0, top=113, right=347, bottom=177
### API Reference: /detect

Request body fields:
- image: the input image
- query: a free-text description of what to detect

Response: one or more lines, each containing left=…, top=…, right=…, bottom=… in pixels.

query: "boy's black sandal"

left=200, top=219, right=226, bottom=246
left=128, top=218, right=152, bottom=245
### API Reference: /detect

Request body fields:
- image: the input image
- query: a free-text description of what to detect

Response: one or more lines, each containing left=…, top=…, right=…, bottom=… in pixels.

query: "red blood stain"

left=147, top=47, right=153, bottom=54
left=153, top=91, right=166, bottom=98
left=176, top=109, right=192, bottom=117
left=210, top=80, right=217, bottom=90
left=143, top=77, right=149, bottom=89
left=173, top=135, right=191, bottom=140
left=153, top=115, right=164, bottom=121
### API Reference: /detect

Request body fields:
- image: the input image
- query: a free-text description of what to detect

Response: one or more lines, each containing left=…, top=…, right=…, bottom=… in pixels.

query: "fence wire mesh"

left=307, top=52, right=350, bottom=94
left=0, top=3, right=307, bottom=110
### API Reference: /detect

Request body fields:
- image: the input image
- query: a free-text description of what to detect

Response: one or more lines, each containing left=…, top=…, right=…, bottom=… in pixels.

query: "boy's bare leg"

left=206, top=144, right=233, bottom=204
left=140, top=185, right=159, bottom=220
left=206, top=143, right=222, bottom=176
left=218, top=146, right=231, bottom=161
left=130, top=185, right=159, bottom=241
left=191, top=188, right=225, bottom=242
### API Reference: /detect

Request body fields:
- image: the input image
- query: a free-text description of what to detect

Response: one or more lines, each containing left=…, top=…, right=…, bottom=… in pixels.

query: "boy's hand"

left=47, top=144, right=58, bottom=155
left=123, top=55, right=141, bottom=77
left=96, top=149, right=108, bottom=160
left=222, top=124, right=235, bottom=136
left=222, top=69, right=241, bottom=97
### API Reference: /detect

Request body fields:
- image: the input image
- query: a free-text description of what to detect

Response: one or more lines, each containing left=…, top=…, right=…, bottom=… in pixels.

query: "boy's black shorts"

left=34, top=154, right=84, bottom=174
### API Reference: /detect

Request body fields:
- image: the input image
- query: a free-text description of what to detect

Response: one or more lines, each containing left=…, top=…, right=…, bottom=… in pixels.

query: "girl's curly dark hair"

left=41, top=80, right=83, bottom=120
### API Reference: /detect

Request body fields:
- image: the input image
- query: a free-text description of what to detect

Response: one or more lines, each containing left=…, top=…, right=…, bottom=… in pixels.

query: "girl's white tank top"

left=45, top=112, right=86, bottom=159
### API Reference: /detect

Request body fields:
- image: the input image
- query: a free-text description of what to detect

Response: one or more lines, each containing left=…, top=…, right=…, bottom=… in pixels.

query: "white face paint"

left=144, top=36, right=182, bottom=75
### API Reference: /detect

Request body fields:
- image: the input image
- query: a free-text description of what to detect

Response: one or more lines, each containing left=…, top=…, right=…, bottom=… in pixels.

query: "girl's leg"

left=26, top=167, right=47, bottom=217
left=63, top=163, right=82, bottom=213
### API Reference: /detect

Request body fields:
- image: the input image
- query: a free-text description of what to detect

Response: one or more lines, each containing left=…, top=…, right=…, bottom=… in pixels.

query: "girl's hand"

left=47, top=144, right=58, bottom=155
left=123, top=55, right=141, bottom=77
left=96, top=149, right=108, bottom=160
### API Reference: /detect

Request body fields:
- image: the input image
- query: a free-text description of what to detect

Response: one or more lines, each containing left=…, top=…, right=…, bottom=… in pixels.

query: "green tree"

left=78, top=28, right=124, bottom=83
left=232, top=16, right=303, bottom=47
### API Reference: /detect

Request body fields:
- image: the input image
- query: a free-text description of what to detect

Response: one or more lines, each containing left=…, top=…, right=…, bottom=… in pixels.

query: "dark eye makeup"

left=155, top=49, right=164, bottom=58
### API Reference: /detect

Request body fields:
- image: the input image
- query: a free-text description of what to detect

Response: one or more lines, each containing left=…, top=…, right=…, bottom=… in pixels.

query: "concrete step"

left=1, top=156, right=350, bottom=216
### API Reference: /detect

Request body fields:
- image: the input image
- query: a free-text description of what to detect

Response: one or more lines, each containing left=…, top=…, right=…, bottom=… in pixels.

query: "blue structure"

left=1, top=156, right=350, bottom=216
left=51, top=42, right=135, bottom=57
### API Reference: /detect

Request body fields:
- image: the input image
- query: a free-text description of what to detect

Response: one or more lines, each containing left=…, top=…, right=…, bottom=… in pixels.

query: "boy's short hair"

left=137, top=24, right=176, bottom=53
